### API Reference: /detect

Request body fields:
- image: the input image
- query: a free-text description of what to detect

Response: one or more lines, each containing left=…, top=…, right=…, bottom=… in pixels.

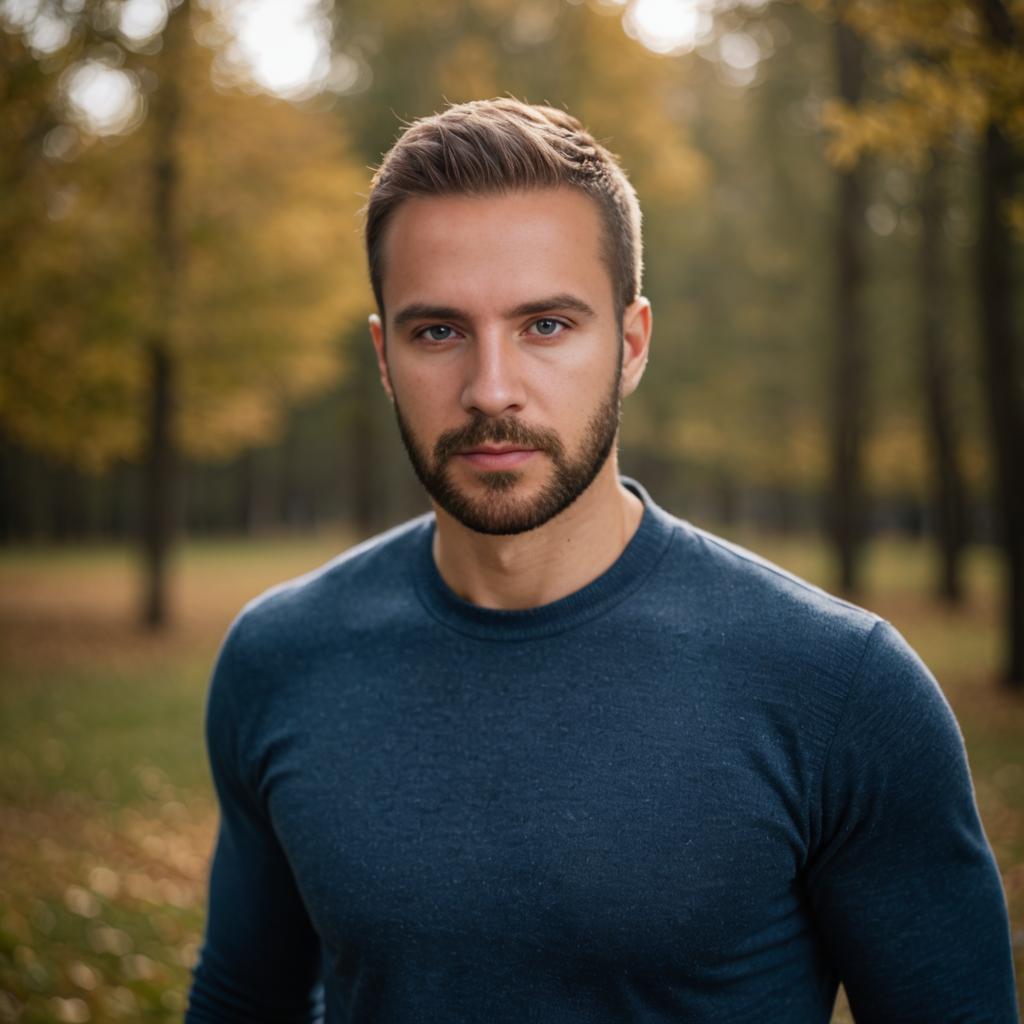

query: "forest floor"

left=1, top=528, right=1021, bottom=1022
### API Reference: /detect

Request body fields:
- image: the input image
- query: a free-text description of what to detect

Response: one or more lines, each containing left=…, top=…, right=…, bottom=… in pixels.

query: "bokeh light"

left=119, top=0, right=169, bottom=43
left=208, top=0, right=334, bottom=99
left=61, top=61, right=144, bottom=137
left=622, top=0, right=715, bottom=55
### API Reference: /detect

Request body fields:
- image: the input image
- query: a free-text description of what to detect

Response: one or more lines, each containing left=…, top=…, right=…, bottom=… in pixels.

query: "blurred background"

left=1, top=0, right=1022, bottom=1019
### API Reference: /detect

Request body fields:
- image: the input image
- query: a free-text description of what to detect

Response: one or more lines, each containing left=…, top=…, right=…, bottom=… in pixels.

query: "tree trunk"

left=141, top=1, right=188, bottom=629
left=919, top=156, right=968, bottom=604
left=829, top=11, right=868, bottom=596
left=142, top=344, right=175, bottom=625
left=977, top=121, right=1024, bottom=686
left=974, top=0, right=1024, bottom=686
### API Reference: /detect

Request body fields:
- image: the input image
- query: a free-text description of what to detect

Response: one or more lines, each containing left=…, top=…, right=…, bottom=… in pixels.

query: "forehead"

left=378, top=189, right=614, bottom=319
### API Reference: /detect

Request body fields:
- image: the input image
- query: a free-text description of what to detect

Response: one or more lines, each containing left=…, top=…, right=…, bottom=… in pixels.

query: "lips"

left=459, top=447, right=537, bottom=469
left=465, top=445, right=532, bottom=455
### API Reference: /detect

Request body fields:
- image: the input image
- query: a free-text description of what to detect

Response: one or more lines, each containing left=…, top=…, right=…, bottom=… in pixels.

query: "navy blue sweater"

left=187, top=481, right=1017, bottom=1022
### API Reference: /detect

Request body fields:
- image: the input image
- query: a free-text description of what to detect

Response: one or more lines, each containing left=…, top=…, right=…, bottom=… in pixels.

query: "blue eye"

left=531, top=318, right=565, bottom=337
left=421, top=325, right=456, bottom=342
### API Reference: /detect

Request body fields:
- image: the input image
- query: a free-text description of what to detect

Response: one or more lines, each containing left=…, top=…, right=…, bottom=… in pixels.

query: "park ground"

left=0, top=528, right=1022, bottom=1021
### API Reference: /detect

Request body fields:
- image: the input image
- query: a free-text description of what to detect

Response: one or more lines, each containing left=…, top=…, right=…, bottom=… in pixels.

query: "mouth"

left=458, top=446, right=538, bottom=470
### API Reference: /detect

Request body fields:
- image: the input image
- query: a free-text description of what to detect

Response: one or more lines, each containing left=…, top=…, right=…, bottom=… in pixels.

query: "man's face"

left=370, top=188, right=643, bottom=536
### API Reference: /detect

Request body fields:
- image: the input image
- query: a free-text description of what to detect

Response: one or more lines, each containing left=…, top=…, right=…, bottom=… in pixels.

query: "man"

left=186, top=99, right=1017, bottom=1022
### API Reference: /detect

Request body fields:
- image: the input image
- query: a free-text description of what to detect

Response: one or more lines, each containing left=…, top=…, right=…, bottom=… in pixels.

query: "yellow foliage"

left=1, top=10, right=372, bottom=469
left=176, top=60, right=371, bottom=458
left=808, top=0, right=1024, bottom=165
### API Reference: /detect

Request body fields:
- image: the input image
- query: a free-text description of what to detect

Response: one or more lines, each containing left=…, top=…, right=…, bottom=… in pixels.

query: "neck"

left=431, top=460, right=644, bottom=611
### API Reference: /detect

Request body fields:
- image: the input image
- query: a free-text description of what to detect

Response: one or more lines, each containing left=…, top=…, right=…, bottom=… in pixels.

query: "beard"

left=392, top=363, right=623, bottom=536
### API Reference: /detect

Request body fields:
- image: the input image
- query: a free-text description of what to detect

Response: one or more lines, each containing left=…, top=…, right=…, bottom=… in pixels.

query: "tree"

left=813, top=0, right=1024, bottom=683
left=0, top=0, right=370, bottom=625
left=830, top=7, right=870, bottom=595
left=918, top=155, right=969, bottom=604
left=142, top=0, right=187, bottom=627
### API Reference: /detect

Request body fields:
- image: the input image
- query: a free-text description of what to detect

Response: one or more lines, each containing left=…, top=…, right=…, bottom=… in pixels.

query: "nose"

left=459, top=328, right=526, bottom=418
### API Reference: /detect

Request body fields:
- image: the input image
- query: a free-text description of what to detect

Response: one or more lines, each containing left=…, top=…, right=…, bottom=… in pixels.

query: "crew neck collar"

left=411, top=478, right=676, bottom=642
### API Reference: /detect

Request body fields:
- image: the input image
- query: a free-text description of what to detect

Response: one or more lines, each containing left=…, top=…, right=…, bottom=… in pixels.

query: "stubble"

left=392, top=363, right=623, bottom=536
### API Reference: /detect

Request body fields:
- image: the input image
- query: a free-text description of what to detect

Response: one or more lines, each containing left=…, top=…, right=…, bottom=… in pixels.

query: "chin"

left=436, top=465, right=602, bottom=537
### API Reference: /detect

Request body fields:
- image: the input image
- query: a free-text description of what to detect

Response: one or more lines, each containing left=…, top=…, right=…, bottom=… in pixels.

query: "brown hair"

left=365, top=98, right=643, bottom=320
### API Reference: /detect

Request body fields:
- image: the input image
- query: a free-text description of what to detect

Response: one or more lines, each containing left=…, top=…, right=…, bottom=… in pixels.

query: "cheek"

left=392, top=372, right=454, bottom=441
left=533, top=338, right=611, bottom=397
left=548, top=356, right=617, bottom=413
left=391, top=359, right=449, bottom=408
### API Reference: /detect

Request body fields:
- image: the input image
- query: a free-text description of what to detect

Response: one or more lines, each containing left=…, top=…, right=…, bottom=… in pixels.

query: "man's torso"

left=211, top=488, right=872, bottom=1021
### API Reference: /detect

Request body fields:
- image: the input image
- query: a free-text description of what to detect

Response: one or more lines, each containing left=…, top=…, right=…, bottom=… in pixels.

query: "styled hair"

left=365, top=98, right=643, bottom=320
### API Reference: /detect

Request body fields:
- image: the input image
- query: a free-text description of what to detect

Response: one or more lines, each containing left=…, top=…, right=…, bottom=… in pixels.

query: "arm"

left=804, top=620, right=1018, bottom=1022
left=186, top=615, right=325, bottom=1024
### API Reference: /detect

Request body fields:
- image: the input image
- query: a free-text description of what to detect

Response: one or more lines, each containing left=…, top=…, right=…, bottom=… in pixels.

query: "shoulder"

left=687, top=522, right=875, bottom=628
left=665, top=519, right=958, bottom=756
left=654, top=516, right=962, bottom=788
left=214, top=513, right=432, bottom=677
left=653, top=516, right=881, bottom=678
left=205, top=514, right=433, bottom=748
left=243, top=514, right=429, bottom=631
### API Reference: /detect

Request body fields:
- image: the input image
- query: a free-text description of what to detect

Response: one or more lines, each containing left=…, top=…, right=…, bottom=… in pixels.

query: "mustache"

left=433, top=416, right=565, bottom=464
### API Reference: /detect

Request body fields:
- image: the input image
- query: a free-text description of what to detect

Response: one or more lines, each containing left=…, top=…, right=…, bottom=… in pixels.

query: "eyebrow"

left=503, top=294, right=597, bottom=320
left=392, top=304, right=464, bottom=329
left=392, top=294, right=597, bottom=329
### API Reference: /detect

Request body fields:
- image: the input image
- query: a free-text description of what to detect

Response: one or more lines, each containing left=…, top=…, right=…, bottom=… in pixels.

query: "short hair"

left=365, top=98, right=643, bottom=320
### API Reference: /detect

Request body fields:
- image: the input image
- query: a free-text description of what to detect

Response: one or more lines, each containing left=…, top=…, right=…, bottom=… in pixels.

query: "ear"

left=368, top=314, right=394, bottom=402
left=619, top=297, right=652, bottom=398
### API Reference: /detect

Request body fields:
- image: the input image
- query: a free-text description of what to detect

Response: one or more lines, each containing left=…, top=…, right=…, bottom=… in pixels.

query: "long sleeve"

left=804, top=620, right=1018, bottom=1021
left=186, top=614, right=325, bottom=1024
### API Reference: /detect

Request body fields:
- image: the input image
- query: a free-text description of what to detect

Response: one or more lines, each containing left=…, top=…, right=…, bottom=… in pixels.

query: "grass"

left=1, top=526, right=1021, bottom=1021
left=0, top=529, right=352, bottom=1023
